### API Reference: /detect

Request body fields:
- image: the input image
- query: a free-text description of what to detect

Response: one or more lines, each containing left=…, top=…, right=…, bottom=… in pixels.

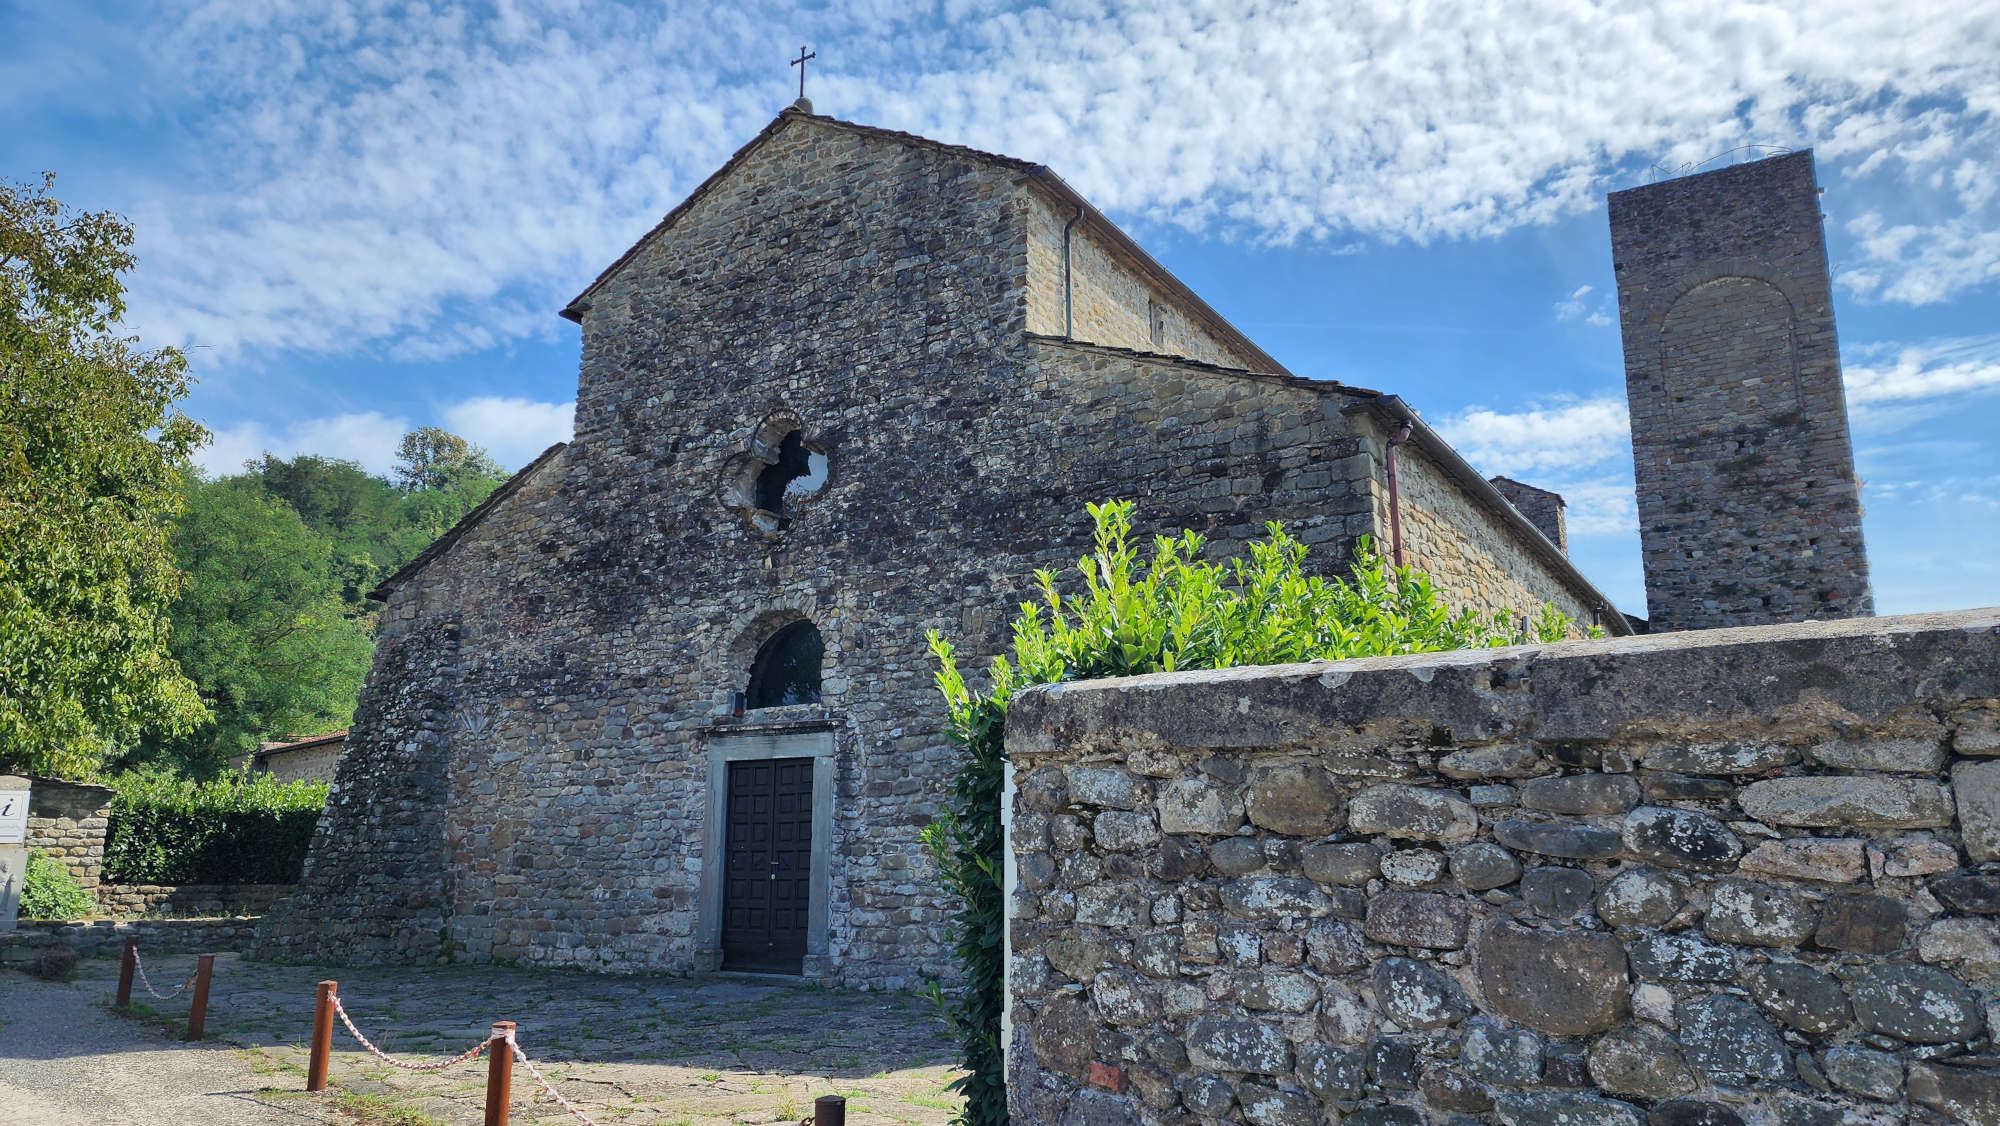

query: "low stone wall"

left=0, top=917, right=260, bottom=964
left=1004, top=609, right=2000, bottom=1126
left=26, top=779, right=113, bottom=891
left=95, top=883, right=288, bottom=919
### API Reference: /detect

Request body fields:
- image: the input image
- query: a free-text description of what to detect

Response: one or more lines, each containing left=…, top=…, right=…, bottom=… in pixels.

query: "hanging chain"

left=505, top=1030, right=603, bottom=1126
left=129, top=947, right=197, bottom=1000
left=329, top=993, right=493, bottom=1072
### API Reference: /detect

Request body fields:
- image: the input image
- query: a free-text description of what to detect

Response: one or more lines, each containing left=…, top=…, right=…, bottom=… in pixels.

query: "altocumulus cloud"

left=23, top=0, right=1991, bottom=364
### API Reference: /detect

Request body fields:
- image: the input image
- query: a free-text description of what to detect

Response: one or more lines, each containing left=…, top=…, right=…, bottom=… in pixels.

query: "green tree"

left=394, top=428, right=507, bottom=544
left=924, top=502, right=1591, bottom=1124
left=143, top=478, right=373, bottom=774
left=240, top=453, right=404, bottom=613
left=0, top=172, right=208, bottom=779
left=394, top=425, right=502, bottom=492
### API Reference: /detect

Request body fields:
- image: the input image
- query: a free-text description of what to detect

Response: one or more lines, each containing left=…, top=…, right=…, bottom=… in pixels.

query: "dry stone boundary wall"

left=1004, top=609, right=2000, bottom=1125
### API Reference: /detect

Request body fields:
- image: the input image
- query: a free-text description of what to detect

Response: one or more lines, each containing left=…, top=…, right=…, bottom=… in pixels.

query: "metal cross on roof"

left=790, top=46, right=816, bottom=101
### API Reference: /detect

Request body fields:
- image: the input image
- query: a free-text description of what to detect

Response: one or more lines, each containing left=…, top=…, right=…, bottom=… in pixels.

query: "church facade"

left=256, top=107, right=1622, bottom=987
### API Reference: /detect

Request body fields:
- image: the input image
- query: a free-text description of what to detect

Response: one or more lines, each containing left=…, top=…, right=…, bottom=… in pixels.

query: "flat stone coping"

left=1007, top=606, right=2000, bottom=756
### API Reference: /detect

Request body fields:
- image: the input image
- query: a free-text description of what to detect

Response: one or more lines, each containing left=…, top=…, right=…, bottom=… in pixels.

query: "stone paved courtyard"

left=57, top=953, right=964, bottom=1125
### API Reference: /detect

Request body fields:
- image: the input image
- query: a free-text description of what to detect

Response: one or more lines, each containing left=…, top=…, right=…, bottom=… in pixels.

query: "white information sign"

left=0, top=786, right=28, bottom=845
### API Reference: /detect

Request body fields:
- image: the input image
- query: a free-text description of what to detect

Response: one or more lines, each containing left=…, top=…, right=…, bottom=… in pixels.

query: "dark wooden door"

left=721, top=757, right=814, bottom=973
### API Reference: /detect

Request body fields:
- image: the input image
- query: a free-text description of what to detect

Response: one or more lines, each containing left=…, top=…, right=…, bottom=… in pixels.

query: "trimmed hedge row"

left=103, top=769, right=327, bottom=885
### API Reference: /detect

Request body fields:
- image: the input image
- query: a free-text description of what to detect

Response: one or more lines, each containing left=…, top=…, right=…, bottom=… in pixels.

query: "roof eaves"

left=1023, top=333, right=1375, bottom=397
left=560, top=108, right=1047, bottom=323
left=369, top=442, right=569, bottom=601
left=254, top=730, right=348, bottom=759
left=1348, top=394, right=1634, bottom=635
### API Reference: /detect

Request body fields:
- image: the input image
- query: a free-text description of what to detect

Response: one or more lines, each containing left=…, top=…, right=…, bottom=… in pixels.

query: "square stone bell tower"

left=1608, top=150, right=1873, bottom=632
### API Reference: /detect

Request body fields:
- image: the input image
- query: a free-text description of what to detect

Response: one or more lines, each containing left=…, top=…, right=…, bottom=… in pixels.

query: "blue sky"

left=5, top=1, right=1997, bottom=620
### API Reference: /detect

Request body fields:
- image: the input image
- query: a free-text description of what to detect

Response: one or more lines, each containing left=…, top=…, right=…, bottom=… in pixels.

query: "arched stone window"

left=746, top=621, right=824, bottom=709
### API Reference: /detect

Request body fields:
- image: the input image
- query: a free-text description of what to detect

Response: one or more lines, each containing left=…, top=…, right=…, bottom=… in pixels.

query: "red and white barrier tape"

left=505, top=1031, right=603, bottom=1126
left=328, top=994, right=492, bottom=1073
left=130, top=948, right=196, bottom=1000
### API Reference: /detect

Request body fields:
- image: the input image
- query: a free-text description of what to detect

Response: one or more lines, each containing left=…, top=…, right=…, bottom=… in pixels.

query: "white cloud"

left=1437, top=397, right=1632, bottom=479
left=1838, top=213, right=2000, bottom=305
left=19, top=0, right=1993, bottom=365
left=1554, top=285, right=1593, bottom=321
left=197, top=410, right=410, bottom=478
left=442, top=396, right=575, bottom=471
left=1554, top=284, right=1614, bottom=327
left=1553, top=482, right=1639, bottom=538
left=1845, top=335, right=2000, bottom=406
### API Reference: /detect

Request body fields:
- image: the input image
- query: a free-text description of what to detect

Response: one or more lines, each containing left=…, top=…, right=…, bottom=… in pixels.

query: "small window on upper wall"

left=746, top=620, right=824, bottom=709
left=720, top=415, right=832, bottom=535
left=753, top=430, right=828, bottom=513
left=1148, top=298, right=1167, bottom=350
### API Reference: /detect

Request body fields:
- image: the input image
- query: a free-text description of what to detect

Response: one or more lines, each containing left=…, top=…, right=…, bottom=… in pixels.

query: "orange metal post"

left=483, top=1022, right=516, bottom=1126
left=307, top=980, right=337, bottom=1092
left=115, top=939, right=136, bottom=1007
left=184, top=953, right=215, bottom=1041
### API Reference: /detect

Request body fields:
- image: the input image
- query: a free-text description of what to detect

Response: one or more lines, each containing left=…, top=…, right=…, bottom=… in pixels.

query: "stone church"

left=259, top=106, right=1862, bottom=988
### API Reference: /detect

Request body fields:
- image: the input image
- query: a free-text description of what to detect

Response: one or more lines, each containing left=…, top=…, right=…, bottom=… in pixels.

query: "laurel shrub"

left=924, top=500, right=1589, bottom=1124
left=20, top=848, right=94, bottom=920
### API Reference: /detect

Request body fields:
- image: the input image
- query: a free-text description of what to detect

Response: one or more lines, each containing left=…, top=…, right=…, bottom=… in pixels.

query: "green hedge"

left=103, top=768, right=328, bottom=885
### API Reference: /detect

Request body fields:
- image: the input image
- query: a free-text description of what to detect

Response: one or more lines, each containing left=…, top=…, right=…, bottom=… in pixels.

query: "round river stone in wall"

left=1518, top=773, right=1643, bottom=815
left=1676, top=996, right=1794, bottom=1084
left=1185, top=1015, right=1294, bottom=1074
left=1347, top=783, right=1480, bottom=842
left=1381, top=848, right=1448, bottom=887
left=1703, top=880, right=1817, bottom=947
left=1373, top=956, right=1473, bottom=1029
left=1743, top=962, right=1852, bottom=1035
left=1622, top=806, right=1744, bottom=871
left=1493, top=1091, right=1646, bottom=1126
left=1492, top=819, right=1624, bottom=859
left=1302, top=841, right=1381, bottom=886
left=1587, top=1023, right=1697, bottom=1100
left=1846, top=964, right=1985, bottom=1043
left=1208, top=836, right=1265, bottom=876
left=1521, top=866, right=1596, bottom=919
left=1646, top=1098, right=1747, bottom=1126
left=1473, top=921, right=1630, bottom=1036
left=1244, top=762, right=1345, bottom=836
left=1451, top=841, right=1522, bottom=891
left=1597, top=868, right=1684, bottom=928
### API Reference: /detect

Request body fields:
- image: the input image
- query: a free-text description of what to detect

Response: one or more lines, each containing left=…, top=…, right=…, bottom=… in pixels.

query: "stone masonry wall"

left=255, top=740, right=344, bottom=784
left=1369, top=423, right=1608, bottom=630
left=1005, top=609, right=2000, bottom=1125
left=255, top=619, right=460, bottom=964
left=26, top=779, right=113, bottom=892
left=1487, top=478, right=1566, bottom=556
left=1025, top=190, right=1263, bottom=370
left=1, top=917, right=260, bottom=963
left=97, top=883, right=286, bottom=919
left=261, top=111, right=1421, bottom=988
left=1609, top=151, right=1872, bottom=631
